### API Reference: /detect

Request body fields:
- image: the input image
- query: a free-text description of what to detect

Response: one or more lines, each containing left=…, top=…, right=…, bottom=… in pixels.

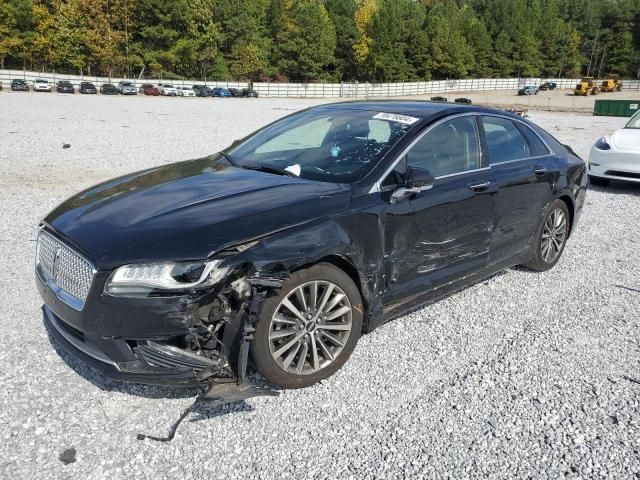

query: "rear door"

left=381, top=115, right=495, bottom=303
left=480, top=115, right=554, bottom=264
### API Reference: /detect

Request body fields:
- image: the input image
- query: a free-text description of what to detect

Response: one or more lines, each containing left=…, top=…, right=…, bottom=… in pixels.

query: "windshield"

left=226, top=108, right=417, bottom=183
left=625, top=111, right=640, bottom=129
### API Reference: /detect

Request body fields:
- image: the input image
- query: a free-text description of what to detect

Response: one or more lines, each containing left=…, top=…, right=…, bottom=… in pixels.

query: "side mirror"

left=391, top=167, right=434, bottom=203
left=406, top=167, right=435, bottom=189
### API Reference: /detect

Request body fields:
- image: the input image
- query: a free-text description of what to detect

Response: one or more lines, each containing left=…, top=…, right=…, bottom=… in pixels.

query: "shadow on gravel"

left=588, top=181, right=640, bottom=196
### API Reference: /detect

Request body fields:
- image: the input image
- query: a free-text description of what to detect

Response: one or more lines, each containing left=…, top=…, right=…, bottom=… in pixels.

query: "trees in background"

left=0, top=0, right=638, bottom=81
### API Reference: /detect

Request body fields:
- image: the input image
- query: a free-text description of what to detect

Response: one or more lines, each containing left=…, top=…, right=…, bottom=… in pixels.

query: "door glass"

left=519, top=124, right=550, bottom=156
left=482, top=117, right=531, bottom=163
left=406, top=117, right=481, bottom=177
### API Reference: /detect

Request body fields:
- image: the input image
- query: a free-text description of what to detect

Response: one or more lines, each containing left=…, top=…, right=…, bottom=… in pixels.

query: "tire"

left=589, top=175, right=609, bottom=186
left=252, top=263, right=363, bottom=389
left=523, top=199, right=570, bottom=272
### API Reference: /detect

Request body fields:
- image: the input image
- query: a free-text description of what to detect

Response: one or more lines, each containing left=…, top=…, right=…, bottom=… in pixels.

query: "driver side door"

left=381, top=115, right=496, bottom=305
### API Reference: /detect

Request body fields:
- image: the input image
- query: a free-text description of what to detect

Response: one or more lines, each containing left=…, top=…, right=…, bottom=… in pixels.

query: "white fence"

left=2, top=69, right=639, bottom=97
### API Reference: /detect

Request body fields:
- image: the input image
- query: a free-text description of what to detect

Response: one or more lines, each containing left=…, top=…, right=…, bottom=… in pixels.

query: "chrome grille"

left=36, top=231, right=94, bottom=307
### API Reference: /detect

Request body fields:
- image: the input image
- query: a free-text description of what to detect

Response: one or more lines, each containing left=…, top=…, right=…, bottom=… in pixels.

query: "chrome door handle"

left=533, top=166, right=548, bottom=175
left=468, top=181, right=491, bottom=191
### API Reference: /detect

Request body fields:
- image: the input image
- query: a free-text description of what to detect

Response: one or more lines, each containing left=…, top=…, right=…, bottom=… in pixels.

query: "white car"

left=158, top=84, right=177, bottom=96
left=33, top=79, right=52, bottom=92
left=177, top=86, right=195, bottom=97
left=588, top=110, right=640, bottom=185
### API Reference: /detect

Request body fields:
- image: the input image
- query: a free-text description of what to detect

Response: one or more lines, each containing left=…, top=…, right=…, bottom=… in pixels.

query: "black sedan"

left=100, top=83, right=119, bottom=95
left=11, top=79, right=29, bottom=91
left=79, top=82, right=97, bottom=94
left=242, top=88, right=259, bottom=98
left=56, top=81, right=75, bottom=93
left=36, top=101, right=586, bottom=395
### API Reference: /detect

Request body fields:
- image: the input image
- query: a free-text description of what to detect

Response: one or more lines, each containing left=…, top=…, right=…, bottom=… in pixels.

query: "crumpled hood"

left=45, top=156, right=352, bottom=270
left=611, top=129, right=640, bottom=151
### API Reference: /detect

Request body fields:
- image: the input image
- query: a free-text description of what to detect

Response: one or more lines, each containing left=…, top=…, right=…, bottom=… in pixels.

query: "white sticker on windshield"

left=373, top=112, right=420, bottom=125
left=284, top=164, right=301, bottom=176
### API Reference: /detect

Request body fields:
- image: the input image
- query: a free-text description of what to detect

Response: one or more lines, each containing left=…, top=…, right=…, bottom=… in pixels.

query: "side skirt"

left=376, top=253, right=530, bottom=328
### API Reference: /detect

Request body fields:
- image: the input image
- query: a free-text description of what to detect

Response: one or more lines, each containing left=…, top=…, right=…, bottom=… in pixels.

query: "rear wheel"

left=524, top=199, right=570, bottom=272
left=252, top=263, right=363, bottom=388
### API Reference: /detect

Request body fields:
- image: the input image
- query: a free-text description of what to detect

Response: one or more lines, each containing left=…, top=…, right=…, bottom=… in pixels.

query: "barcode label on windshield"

left=373, top=112, right=420, bottom=125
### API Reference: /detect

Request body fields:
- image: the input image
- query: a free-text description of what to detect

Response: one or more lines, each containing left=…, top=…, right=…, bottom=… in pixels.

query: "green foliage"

left=1, top=0, right=639, bottom=80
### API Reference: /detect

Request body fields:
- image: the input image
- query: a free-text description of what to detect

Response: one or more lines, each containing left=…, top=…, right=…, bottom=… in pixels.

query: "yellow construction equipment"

left=574, top=77, right=599, bottom=96
left=600, top=74, right=623, bottom=92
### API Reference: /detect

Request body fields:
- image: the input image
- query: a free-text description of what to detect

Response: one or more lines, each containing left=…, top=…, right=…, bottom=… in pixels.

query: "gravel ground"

left=1, top=93, right=639, bottom=479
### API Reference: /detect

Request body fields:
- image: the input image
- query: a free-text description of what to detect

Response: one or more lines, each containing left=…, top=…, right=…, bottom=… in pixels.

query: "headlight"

left=595, top=137, right=611, bottom=150
left=105, top=260, right=229, bottom=296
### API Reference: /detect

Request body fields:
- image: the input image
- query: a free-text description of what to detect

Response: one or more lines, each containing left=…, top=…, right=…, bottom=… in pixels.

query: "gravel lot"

left=1, top=93, right=639, bottom=479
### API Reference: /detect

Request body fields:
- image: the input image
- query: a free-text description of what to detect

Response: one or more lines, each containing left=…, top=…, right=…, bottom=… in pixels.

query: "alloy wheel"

left=268, top=280, right=353, bottom=375
left=541, top=208, right=567, bottom=263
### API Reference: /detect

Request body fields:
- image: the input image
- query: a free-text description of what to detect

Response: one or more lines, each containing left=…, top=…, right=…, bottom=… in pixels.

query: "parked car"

left=100, top=83, right=119, bottom=95
left=192, top=85, right=211, bottom=97
left=159, top=84, right=178, bottom=96
left=454, top=97, right=472, bottom=104
left=118, top=81, right=137, bottom=95
left=36, top=101, right=586, bottom=393
left=538, top=82, right=557, bottom=91
left=139, top=83, right=160, bottom=96
left=588, top=109, right=640, bottom=185
left=518, top=85, right=538, bottom=96
left=79, top=82, right=97, bottom=94
left=10, top=79, right=29, bottom=91
left=430, top=96, right=448, bottom=102
left=177, top=86, right=196, bottom=97
left=212, top=87, right=232, bottom=97
left=56, top=81, right=75, bottom=94
left=228, top=88, right=243, bottom=97
left=242, top=88, right=259, bottom=98
left=33, top=79, right=52, bottom=92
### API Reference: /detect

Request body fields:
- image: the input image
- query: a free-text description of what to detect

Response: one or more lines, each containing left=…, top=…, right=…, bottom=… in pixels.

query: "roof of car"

left=312, top=100, right=515, bottom=121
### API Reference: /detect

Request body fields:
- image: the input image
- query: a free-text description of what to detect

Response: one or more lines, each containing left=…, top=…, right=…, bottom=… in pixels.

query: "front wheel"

left=252, top=263, right=363, bottom=388
left=523, top=199, right=570, bottom=272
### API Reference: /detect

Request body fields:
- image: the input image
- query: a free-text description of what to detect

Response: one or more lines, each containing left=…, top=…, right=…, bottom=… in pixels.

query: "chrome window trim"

left=369, top=111, right=555, bottom=194
left=490, top=154, right=551, bottom=167
left=433, top=166, right=491, bottom=180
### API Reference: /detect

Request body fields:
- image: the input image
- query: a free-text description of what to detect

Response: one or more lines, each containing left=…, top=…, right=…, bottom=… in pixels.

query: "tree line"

left=1, top=0, right=639, bottom=82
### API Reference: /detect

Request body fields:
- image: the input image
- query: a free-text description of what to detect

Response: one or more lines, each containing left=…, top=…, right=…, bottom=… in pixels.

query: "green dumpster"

left=593, top=99, right=640, bottom=117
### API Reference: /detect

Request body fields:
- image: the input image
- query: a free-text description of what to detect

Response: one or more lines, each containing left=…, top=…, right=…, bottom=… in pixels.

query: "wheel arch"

left=557, top=194, right=575, bottom=237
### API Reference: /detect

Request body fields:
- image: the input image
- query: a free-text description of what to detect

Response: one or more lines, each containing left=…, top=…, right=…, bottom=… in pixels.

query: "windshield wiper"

left=219, top=151, right=236, bottom=166
left=240, top=165, right=299, bottom=178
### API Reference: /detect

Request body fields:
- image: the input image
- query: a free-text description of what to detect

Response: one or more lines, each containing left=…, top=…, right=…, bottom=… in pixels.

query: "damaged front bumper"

left=37, top=258, right=281, bottom=392
left=44, top=304, right=206, bottom=386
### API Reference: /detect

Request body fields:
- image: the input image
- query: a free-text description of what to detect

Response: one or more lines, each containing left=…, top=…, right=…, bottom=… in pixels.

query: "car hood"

left=612, top=129, right=640, bottom=151
left=44, top=156, right=352, bottom=270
